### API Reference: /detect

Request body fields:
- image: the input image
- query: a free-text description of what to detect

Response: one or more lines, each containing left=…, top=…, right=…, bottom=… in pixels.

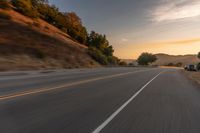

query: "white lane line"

left=0, top=69, right=156, bottom=101
left=92, top=71, right=164, bottom=133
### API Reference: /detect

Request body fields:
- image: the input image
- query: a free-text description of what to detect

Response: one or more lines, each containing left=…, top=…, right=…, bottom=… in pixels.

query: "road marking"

left=92, top=71, right=164, bottom=133
left=0, top=69, right=156, bottom=101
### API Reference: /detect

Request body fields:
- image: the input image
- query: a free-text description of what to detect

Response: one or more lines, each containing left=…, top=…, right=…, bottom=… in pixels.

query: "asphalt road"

left=0, top=67, right=200, bottom=133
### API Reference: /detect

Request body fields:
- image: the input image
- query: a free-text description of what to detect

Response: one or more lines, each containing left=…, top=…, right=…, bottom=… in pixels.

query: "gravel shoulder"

left=182, top=70, right=200, bottom=85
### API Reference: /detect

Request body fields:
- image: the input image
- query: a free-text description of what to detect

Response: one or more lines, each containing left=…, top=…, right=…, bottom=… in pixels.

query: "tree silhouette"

left=137, top=52, right=157, bottom=65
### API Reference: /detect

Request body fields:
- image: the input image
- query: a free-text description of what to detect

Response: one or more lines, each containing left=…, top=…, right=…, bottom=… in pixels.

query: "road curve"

left=0, top=67, right=200, bottom=133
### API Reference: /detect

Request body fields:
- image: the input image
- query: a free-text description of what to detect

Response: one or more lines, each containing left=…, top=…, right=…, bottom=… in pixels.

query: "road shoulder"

left=182, top=70, right=200, bottom=85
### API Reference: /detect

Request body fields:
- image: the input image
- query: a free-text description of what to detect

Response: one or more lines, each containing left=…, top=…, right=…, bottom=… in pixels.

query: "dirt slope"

left=153, top=54, right=199, bottom=66
left=0, top=9, right=99, bottom=71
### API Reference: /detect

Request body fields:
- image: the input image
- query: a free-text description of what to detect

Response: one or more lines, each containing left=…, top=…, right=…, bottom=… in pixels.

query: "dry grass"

left=183, top=70, right=200, bottom=85
left=0, top=9, right=99, bottom=70
left=153, top=54, right=199, bottom=66
left=0, top=11, right=11, bottom=19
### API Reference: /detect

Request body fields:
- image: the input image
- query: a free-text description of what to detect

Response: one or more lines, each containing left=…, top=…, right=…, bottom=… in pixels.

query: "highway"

left=0, top=67, right=200, bottom=133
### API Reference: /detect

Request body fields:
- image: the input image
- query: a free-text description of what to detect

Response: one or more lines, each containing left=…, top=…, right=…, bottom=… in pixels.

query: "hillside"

left=153, top=54, right=200, bottom=66
left=0, top=9, right=99, bottom=71
left=121, top=54, right=199, bottom=66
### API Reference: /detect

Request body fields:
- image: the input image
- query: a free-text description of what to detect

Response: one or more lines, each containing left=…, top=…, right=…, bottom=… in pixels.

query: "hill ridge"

left=0, top=9, right=99, bottom=71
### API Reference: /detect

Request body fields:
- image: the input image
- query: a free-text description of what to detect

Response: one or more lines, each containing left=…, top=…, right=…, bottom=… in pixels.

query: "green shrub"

left=88, top=47, right=108, bottom=65
left=12, top=0, right=38, bottom=18
left=107, top=56, right=120, bottom=65
left=197, top=63, right=200, bottom=71
left=167, top=63, right=174, bottom=66
left=0, top=12, right=11, bottom=19
left=119, top=61, right=127, bottom=66
left=137, top=53, right=157, bottom=65
left=0, top=0, right=10, bottom=9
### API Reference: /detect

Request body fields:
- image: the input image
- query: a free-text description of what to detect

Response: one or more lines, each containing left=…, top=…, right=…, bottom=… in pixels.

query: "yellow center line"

left=0, top=69, right=156, bottom=101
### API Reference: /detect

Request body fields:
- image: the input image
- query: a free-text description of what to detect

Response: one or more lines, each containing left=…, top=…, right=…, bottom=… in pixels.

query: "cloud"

left=152, top=0, right=200, bottom=22
left=141, top=38, right=200, bottom=46
left=161, top=38, right=200, bottom=45
left=121, top=38, right=128, bottom=42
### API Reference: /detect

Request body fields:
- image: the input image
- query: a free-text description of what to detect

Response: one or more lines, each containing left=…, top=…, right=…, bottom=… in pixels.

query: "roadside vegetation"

left=0, top=11, right=11, bottom=19
left=165, top=62, right=183, bottom=67
left=87, top=31, right=120, bottom=65
left=184, top=52, right=200, bottom=85
left=137, top=53, right=157, bottom=66
left=197, top=52, right=200, bottom=70
left=0, top=0, right=119, bottom=65
left=0, top=0, right=10, bottom=9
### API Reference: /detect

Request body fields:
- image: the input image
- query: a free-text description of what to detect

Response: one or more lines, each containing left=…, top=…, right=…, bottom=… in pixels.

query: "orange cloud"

left=150, top=38, right=200, bottom=45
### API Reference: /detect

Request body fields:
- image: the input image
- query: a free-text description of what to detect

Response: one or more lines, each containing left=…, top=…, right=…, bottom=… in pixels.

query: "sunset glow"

left=49, top=0, right=200, bottom=59
left=115, top=38, right=200, bottom=59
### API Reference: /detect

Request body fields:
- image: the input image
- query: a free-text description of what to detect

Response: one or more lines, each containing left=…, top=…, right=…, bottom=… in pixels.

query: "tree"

left=87, top=31, right=117, bottom=65
left=137, top=52, right=157, bottom=65
left=0, top=0, right=10, bottom=9
left=88, top=47, right=108, bottom=65
left=31, top=0, right=48, bottom=8
left=64, top=12, right=88, bottom=44
left=37, top=4, right=59, bottom=24
left=87, top=31, right=110, bottom=52
left=12, top=0, right=38, bottom=18
left=104, top=46, right=114, bottom=56
left=198, top=52, right=200, bottom=59
left=65, top=12, right=82, bottom=28
left=198, top=52, right=200, bottom=71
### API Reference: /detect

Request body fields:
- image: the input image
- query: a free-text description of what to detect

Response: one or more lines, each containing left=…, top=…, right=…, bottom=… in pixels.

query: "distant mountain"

left=153, top=53, right=199, bottom=66
left=121, top=54, right=199, bottom=66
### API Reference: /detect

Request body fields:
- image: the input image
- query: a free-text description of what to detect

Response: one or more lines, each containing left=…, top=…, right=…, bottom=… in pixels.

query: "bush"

left=166, top=62, right=182, bottom=67
left=197, top=63, right=200, bottom=71
left=0, top=12, right=11, bottom=19
left=119, top=61, right=127, bottom=66
left=129, top=63, right=134, bottom=66
left=88, top=47, right=108, bottom=65
left=0, top=0, right=10, bottom=9
left=175, top=62, right=183, bottom=67
left=137, top=52, right=157, bottom=65
left=12, top=0, right=38, bottom=18
left=107, top=56, right=120, bottom=65
left=166, top=63, right=174, bottom=66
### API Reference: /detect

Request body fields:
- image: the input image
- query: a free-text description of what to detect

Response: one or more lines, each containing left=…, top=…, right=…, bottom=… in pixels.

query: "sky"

left=49, top=0, right=200, bottom=59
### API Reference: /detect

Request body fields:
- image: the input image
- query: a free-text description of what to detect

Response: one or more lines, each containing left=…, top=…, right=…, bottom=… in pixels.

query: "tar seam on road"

left=92, top=71, right=164, bottom=133
left=0, top=69, right=157, bottom=101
